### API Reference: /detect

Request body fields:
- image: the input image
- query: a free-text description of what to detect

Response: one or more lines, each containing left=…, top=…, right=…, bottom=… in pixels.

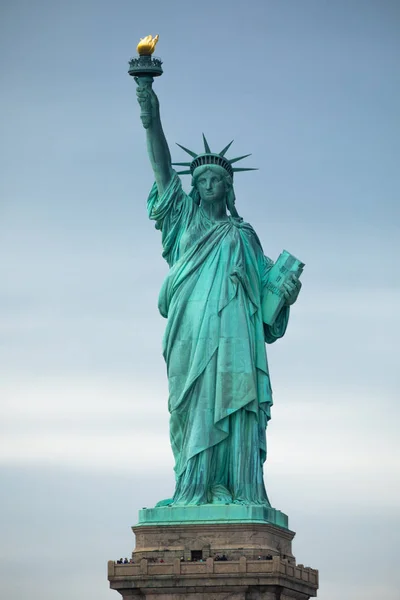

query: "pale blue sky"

left=1, top=1, right=399, bottom=599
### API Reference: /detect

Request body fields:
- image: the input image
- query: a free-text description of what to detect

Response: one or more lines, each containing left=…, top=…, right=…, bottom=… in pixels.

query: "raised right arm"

left=136, top=78, right=173, bottom=196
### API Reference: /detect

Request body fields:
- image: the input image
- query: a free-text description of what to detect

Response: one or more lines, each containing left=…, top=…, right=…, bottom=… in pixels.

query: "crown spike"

left=176, top=143, right=198, bottom=158
left=172, top=162, right=192, bottom=166
left=229, top=154, right=252, bottom=165
left=202, top=134, right=211, bottom=154
left=232, top=167, right=258, bottom=172
left=176, top=169, right=192, bottom=175
left=219, top=140, right=234, bottom=157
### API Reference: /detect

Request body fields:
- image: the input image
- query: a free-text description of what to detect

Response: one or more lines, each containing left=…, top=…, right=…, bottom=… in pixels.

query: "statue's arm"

left=263, top=306, right=290, bottom=343
left=136, top=80, right=173, bottom=196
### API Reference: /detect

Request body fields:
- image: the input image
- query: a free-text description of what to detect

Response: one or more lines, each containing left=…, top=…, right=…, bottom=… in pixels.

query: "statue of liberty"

left=133, top=37, right=302, bottom=508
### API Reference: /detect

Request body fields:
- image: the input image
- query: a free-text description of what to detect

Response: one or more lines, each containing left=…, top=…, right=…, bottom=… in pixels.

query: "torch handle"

left=135, top=76, right=154, bottom=129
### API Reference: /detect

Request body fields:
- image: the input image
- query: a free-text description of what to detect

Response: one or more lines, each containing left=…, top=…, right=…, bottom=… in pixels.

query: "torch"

left=128, top=35, right=163, bottom=128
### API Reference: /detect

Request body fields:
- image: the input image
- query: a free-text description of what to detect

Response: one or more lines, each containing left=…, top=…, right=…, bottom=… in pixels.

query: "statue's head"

left=191, top=165, right=239, bottom=218
left=192, top=165, right=231, bottom=203
left=173, top=135, right=256, bottom=219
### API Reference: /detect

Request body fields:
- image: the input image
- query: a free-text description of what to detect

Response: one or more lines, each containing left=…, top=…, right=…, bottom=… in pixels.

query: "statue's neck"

left=200, top=200, right=228, bottom=222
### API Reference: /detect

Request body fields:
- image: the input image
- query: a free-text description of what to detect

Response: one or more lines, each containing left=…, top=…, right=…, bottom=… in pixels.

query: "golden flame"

left=137, top=34, right=159, bottom=56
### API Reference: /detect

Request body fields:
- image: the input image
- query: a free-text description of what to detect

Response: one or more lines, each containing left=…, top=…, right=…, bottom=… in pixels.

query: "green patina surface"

left=137, top=505, right=288, bottom=529
left=132, top=46, right=302, bottom=527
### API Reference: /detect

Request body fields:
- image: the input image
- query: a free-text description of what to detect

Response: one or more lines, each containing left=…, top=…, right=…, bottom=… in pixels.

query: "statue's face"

left=196, top=169, right=226, bottom=205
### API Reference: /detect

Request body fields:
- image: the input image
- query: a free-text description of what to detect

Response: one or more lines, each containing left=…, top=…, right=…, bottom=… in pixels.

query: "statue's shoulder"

left=235, top=218, right=254, bottom=231
left=233, top=218, right=268, bottom=260
left=234, top=218, right=261, bottom=241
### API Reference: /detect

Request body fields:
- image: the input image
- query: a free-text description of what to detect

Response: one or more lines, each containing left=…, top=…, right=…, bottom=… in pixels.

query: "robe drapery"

left=148, top=173, right=289, bottom=505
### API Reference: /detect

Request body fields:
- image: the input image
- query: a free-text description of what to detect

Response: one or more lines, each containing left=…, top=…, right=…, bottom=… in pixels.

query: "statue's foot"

left=233, top=498, right=272, bottom=506
left=210, top=485, right=233, bottom=504
left=155, top=498, right=174, bottom=507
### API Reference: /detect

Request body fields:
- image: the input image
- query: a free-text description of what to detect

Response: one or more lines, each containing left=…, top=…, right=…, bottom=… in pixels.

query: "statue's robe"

left=148, top=173, right=289, bottom=505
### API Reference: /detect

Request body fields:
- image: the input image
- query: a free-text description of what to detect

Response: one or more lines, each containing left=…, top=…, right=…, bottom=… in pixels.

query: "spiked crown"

left=172, top=134, right=257, bottom=178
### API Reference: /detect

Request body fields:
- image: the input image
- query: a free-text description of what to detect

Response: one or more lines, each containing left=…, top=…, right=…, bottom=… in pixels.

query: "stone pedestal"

left=108, top=521, right=318, bottom=599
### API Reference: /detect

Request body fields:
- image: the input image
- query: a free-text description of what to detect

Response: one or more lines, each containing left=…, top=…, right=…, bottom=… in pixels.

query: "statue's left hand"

left=282, top=274, right=302, bottom=306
